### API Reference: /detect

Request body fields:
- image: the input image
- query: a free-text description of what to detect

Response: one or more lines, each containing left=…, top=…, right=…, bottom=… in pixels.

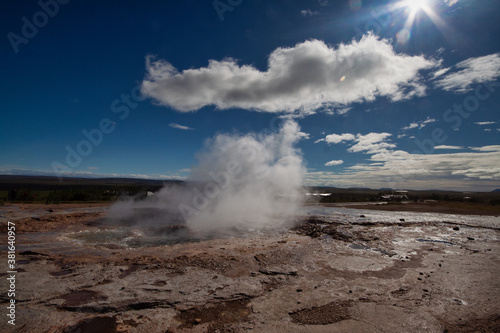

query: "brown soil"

left=62, top=316, right=118, bottom=333
left=61, top=290, right=108, bottom=307
left=175, top=299, right=252, bottom=331
left=290, top=300, right=353, bottom=325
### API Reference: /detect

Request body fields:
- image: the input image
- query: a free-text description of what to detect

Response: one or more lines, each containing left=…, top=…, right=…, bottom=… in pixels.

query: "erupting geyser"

left=107, top=119, right=307, bottom=238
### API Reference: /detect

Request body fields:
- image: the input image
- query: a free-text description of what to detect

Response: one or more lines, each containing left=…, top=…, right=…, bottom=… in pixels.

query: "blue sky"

left=1, top=0, right=499, bottom=191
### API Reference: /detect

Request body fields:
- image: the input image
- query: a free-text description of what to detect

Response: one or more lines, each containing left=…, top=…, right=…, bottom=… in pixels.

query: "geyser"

left=107, top=119, right=306, bottom=238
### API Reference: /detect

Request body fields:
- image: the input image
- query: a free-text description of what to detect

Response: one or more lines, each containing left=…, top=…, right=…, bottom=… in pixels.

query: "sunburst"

left=404, top=0, right=429, bottom=12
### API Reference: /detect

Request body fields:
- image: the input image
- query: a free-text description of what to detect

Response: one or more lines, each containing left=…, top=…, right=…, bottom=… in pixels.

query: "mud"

left=1, top=203, right=499, bottom=332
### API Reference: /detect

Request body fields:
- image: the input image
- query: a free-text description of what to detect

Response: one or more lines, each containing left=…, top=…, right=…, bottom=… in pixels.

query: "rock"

left=467, top=237, right=475, bottom=241
left=360, top=215, right=366, bottom=218
left=453, top=226, right=460, bottom=231
left=399, top=218, right=405, bottom=222
left=194, top=318, right=202, bottom=324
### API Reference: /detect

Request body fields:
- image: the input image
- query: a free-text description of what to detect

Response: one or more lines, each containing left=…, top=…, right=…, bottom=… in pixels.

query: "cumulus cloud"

left=315, top=133, right=356, bottom=144
left=141, top=34, right=437, bottom=114
left=169, top=123, right=194, bottom=130
left=325, top=159, right=343, bottom=166
left=316, top=132, right=395, bottom=154
left=348, top=133, right=395, bottom=154
left=434, top=53, right=500, bottom=92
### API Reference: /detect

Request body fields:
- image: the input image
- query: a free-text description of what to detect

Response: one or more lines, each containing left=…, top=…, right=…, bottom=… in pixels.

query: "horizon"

left=0, top=174, right=498, bottom=193
left=1, top=0, right=499, bottom=192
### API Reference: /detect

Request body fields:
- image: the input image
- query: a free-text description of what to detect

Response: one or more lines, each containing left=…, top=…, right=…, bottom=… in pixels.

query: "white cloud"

left=484, top=128, right=492, bottom=132
left=325, top=159, right=343, bottom=166
left=435, top=145, right=463, bottom=149
left=298, top=131, right=311, bottom=140
left=474, top=121, right=496, bottom=126
left=322, top=133, right=356, bottom=144
left=452, top=167, right=500, bottom=180
left=432, top=67, right=450, bottom=78
left=316, top=132, right=395, bottom=154
left=301, top=9, right=319, bottom=16
left=402, top=117, right=437, bottom=130
left=443, top=0, right=459, bottom=6
left=141, top=34, right=437, bottom=114
left=434, top=53, right=500, bottom=92
left=348, top=133, right=395, bottom=154
left=402, top=122, right=419, bottom=130
left=306, top=145, right=500, bottom=191
left=169, top=123, right=194, bottom=130
left=470, top=145, right=500, bottom=152
left=337, top=107, right=352, bottom=115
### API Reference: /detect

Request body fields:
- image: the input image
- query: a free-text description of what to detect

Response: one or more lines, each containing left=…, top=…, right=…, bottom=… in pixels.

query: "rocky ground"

left=1, top=203, right=499, bottom=332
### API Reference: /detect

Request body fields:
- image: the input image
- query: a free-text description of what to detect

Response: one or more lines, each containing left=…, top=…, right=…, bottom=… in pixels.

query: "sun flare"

left=404, top=0, right=428, bottom=12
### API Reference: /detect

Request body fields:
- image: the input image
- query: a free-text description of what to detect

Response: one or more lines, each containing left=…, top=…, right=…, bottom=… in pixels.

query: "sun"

left=393, top=0, right=455, bottom=45
left=404, top=0, right=429, bottom=12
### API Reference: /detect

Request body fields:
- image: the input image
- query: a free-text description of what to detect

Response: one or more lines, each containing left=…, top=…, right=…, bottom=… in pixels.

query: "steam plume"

left=107, top=120, right=306, bottom=237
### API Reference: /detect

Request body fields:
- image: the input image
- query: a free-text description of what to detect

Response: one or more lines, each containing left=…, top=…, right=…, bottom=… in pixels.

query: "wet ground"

left=1, top=203, right=499, bottom=332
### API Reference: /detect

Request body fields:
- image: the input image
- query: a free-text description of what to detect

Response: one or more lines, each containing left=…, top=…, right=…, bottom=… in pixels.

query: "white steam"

left=107, top=120, right=306, bottom=236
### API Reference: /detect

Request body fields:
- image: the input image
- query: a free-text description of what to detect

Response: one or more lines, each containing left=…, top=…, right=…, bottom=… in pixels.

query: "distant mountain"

left=492, top=189, right=500, bottom=193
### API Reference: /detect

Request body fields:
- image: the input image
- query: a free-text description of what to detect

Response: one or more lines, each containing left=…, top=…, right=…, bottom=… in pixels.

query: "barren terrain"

left=1, top=203, right=499, bottom=332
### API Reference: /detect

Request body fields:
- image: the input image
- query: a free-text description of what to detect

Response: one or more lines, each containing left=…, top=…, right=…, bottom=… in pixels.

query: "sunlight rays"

left=391, top=0, right=457, bottom=45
